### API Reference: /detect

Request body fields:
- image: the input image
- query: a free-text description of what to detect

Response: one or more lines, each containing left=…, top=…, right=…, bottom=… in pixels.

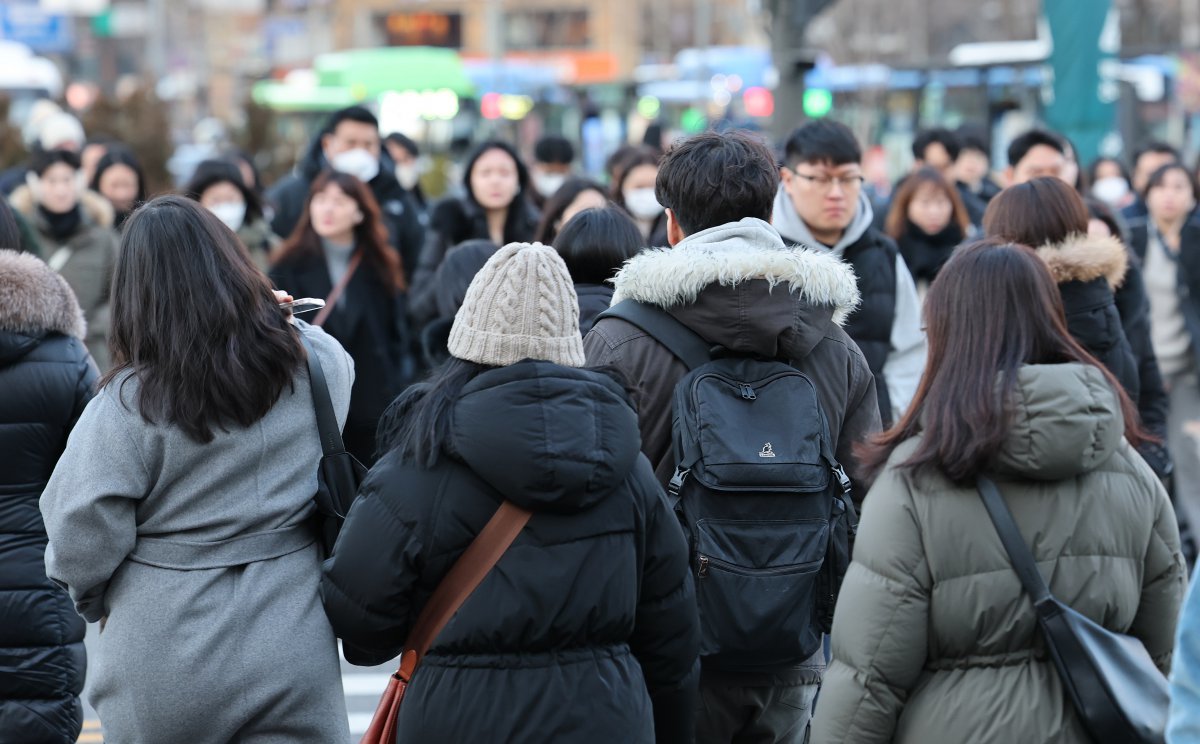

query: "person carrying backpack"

left=584, top=130, right=882, bottom=743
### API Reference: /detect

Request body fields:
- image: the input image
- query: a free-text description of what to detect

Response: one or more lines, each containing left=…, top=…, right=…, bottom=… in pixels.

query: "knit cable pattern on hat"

left=447, top=242, right=586, bottom=368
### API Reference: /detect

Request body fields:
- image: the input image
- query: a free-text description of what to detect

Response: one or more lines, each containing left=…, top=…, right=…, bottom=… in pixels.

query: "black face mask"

left=38, top=204, right=83, bottom=241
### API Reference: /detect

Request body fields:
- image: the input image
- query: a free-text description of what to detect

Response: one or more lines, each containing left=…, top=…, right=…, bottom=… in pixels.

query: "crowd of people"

left=5, top=97, right=1200, bottom=744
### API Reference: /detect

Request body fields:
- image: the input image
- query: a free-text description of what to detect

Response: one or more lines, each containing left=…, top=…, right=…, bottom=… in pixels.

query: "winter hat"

left=448, top=242, right=585, bottom=368
left=38, top=112, right=85, bottom=152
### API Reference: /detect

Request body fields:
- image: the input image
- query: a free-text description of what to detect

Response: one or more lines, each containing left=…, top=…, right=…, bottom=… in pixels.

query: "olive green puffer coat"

left=812, top=363, right=1186, bottom=744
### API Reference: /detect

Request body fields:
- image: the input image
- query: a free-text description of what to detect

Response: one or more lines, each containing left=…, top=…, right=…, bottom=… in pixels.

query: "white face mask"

left=395, top=163, right=420, bottom=190
left=329, top=148, right=380, bottom=183
left=533, top=172, right=567, bottom=198
left=209, top=201, right=246, bottom=232
left=1092, top=176, right=1130, bottom=207
left=623, top=187, right=663, bottom=220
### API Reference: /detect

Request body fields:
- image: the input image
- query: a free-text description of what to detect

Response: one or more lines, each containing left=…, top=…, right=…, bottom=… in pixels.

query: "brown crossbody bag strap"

left=359, top=500, right=532, bottom=744
left=312, top=251, right=363, bottom=327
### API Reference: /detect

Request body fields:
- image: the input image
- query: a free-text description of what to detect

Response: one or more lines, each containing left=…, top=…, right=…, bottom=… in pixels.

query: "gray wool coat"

left=40, top=321, right=355, bottom=744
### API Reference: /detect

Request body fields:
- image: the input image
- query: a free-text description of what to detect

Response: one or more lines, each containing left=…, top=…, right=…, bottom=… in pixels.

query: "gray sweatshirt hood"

left=773, top=187, right=875, bottom=257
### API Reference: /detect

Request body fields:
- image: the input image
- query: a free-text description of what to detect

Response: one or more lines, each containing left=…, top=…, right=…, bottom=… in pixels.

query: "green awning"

left=316, top=47, right=474, bottom=97
left=251, top=82, right=363, bottom=112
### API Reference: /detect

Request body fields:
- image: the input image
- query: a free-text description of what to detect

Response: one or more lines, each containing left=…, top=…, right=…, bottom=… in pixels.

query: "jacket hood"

left=10, top=184, right=115, bottom=231
left=992, top=363, right=1125, bottom=481
left=0, top=248, right=86, bottom=363
left=450, top=361, right=642, bottom=513
left=610, top=217, right=860, bottom=359
left=772, top=187, right=875, bottom=257
left=1035, top=233, right=1128, bottom=290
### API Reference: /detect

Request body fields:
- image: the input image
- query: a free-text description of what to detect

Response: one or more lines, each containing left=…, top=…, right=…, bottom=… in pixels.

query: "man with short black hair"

left=911, top=127, right=960, bottom=176
left=775, top=120, right=926, bottom=426
left=910, top=127, right=987, bottom=226
left=1005, top=129, right=1069, bottom=185
left=1125, top=141, right=1183, bottom=220
left=585, top=129, right=881, bottom=744
left=268, top=106, right=424, bottom=282
left=956, top=130, right=1002, bottom=202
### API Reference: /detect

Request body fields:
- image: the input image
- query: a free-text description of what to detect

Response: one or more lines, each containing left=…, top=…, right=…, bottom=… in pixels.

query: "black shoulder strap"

left=299, top=331, right=346, bottom=458
left=976, top=476, right=1053, bottom=606
left=596, top=300, right=712, bottom=370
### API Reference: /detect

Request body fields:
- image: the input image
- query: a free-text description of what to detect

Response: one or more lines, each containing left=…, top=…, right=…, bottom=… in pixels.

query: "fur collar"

left=9, top=184, right=115, bottom=230
left=0, top=249, right=86, bottom=338
left=610, top=218, right=861, bottom=325
left=1035, top=234, right=1128, bottom=290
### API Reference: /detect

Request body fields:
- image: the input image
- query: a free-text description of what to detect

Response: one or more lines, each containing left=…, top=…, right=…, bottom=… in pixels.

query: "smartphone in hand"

left=278, top=298, right=326, bottom=315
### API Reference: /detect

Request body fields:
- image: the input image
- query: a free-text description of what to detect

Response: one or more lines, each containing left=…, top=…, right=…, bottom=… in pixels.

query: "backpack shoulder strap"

left=596, top=299, right=712, bottom=370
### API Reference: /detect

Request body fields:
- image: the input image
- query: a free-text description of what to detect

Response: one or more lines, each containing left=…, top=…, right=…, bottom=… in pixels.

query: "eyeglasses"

left=788, top=169, right=865, bottom=191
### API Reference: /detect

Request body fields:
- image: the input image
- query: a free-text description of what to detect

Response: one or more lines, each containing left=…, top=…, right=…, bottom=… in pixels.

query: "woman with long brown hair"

left=39, top=195, right=354, bottom=743
left=811, top=240, right=1184, bottom=744
left=884, top=166, right=971, bottom=286
left=984, top=176, right=1171, bottom=480
left=270, top=170, right=414, bottom=465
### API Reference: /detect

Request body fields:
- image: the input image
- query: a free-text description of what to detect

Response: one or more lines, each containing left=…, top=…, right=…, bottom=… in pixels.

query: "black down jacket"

left=1036, top=235, right=1138, bottom=388
left=0, top=249, right=96, bottom=743
left=321, top=361, right=700, bottom=743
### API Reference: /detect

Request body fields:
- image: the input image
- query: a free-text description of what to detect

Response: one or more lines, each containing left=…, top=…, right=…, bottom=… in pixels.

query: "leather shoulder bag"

left=977, top=476, right=1168, bottom=744
left=299, top=331, right=367, bottom=555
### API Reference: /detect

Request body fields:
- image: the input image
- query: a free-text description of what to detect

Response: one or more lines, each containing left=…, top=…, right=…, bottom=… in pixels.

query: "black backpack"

left=598, top=300, right=858, bottom=672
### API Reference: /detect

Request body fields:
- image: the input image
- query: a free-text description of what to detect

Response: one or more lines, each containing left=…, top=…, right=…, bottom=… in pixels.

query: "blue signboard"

left=0, top=3, right=72, bottom=54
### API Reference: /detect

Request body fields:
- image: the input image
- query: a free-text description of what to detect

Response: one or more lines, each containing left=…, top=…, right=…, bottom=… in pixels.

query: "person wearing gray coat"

left=39, top=196, right=354, bottom=744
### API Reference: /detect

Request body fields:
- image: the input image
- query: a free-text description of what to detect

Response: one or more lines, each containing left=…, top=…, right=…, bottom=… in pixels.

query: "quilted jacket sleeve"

left=626, top=457, right=700, bottom=744
left=320, top=449, right=427, bottom=666
left=810, top=463, right=932, bottom=744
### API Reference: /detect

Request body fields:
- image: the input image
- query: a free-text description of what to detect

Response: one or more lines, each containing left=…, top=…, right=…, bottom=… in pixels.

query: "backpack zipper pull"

left=697, top=555, right=710, bottom=579
left=740, top=384, right=757, bottom=400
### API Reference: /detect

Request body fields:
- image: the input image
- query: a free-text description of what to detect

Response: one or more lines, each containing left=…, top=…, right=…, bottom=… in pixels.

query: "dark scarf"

left=898, top=220, right=965, bottom=282
left=38, top=204, right=83, bottom=242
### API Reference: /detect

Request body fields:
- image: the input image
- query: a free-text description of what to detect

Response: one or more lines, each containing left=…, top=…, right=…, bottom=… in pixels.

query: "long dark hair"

left=884, top=166, right=970, bottom=239
left=102, top=196, right=305, bottom=443
left=376, top=357, right=493, bottom=467
left=533, top=177, right=607, bottom=244
left=271, top=170, right=406, bottom=293
left=184, top=158, right=265, bottom=223
left=858, top=239, right=1146, bottom=484
left=983, top=176, right=1090, bottom=246
left=460, top=140, right=534, bottom=242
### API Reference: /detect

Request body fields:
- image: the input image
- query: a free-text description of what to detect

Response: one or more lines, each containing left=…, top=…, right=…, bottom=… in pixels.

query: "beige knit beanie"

left=448, top=242, right=586, bottom=367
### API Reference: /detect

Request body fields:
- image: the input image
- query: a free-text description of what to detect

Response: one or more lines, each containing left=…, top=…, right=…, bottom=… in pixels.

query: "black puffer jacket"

left=0, top=249, right=96, bottom=743
left=1035, top=235, right=1148, bottom=425
left=322, top=361, right=700, bottom=743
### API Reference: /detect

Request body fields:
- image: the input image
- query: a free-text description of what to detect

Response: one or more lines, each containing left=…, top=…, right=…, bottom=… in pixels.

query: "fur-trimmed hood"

left=0, top=248, right=86, bottom=342
left=611, top=217, right=861, bottom=325
left=1035, top=233, right=1128, bottom=290
left=9, top=183, right=115, bottom=232
left=610, top=218, right=862, bottom=362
